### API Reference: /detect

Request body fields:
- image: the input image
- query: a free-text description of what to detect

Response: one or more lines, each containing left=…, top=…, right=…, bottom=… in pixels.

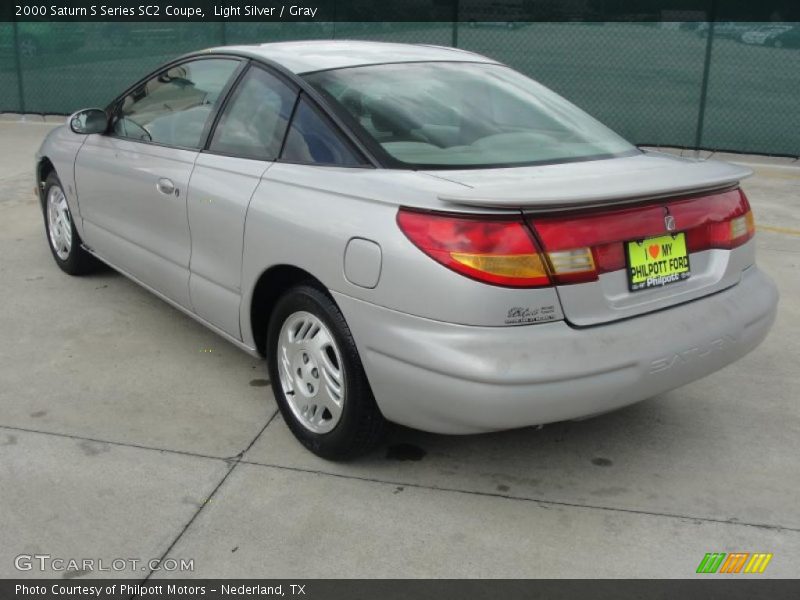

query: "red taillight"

left=398, top=188, right=755, bottom=288
left=690, top=199, right=755, bottom=250
left=396, top=209, right=551, bottom=287
left=529, top=188, right=755, bottom=277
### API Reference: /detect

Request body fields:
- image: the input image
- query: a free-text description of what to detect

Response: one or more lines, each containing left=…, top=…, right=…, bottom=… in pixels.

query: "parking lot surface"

left=1, top=119, right=798, bottom=578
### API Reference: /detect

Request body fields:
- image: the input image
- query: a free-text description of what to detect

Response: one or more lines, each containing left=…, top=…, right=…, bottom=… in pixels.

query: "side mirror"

left=69, top=109, right=108, bottom=135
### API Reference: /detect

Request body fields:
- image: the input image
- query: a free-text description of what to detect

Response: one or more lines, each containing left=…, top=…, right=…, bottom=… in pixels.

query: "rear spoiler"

left=437, top=152, right=753, bottom=210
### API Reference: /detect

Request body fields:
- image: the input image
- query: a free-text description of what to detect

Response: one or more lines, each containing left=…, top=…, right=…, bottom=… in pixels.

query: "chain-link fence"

left=1, top=21, right=798, bottom=155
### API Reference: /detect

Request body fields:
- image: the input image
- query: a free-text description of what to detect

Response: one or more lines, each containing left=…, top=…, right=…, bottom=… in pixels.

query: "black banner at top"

left=2, top=0, right=800, bottom=23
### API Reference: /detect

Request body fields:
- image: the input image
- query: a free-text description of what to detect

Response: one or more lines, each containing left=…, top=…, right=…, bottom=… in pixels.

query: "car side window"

left=112, top=58, right=239, bottom=149
left=280, top=97, right=366, bottom=166
left=209, top=66, right=297, bottom=161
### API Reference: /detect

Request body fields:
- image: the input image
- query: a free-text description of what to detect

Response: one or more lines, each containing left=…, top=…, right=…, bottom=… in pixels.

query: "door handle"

left=156, top=178, right=176, bottom=196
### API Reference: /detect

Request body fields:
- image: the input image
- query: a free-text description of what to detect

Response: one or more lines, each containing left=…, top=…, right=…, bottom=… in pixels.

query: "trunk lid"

left=426, top=152, right=755, bottom=326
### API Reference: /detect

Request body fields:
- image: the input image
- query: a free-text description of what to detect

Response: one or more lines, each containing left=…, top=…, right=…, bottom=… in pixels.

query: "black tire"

left=42, top=172, right=98, bottom=276
left=266, top=284, right=386, bottom=459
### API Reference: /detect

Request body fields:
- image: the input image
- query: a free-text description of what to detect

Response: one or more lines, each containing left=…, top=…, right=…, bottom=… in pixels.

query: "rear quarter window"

left=280, top=97, right=366, bottom=167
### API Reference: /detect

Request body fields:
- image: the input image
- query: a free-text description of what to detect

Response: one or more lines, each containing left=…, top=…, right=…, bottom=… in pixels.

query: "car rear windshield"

left=304, top=62, right=638, bottom=169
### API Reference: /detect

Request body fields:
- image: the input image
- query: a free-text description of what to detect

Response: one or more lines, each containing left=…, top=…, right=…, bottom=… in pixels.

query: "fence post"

left=11, top=17, right=26, bottom=114
left=694, top=0, right=718, bottom=156
left=451, top=0, right=459, bottom=47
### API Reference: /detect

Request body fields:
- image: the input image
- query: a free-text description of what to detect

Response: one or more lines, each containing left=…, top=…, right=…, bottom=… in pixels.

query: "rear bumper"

left=334, top=266, right=778, bottom=434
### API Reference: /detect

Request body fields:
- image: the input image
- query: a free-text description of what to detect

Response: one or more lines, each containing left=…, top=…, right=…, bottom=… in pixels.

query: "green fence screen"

left=1, top=21, right=798, bottom=156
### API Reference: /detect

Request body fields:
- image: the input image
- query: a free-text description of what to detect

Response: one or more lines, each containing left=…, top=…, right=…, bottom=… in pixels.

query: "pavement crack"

left=0, top=424, right=225, bottom=462
left=136, top=462, right=239, bottom=593
left=222, top=408, right=280, bottom=461
left=238, top=459, right=800, bottom=535
left=135, top=409, right=278, bottom=593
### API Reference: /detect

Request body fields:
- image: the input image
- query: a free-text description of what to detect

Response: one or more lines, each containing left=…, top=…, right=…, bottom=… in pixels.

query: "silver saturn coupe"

left=36, top=41, right=778, bottom=458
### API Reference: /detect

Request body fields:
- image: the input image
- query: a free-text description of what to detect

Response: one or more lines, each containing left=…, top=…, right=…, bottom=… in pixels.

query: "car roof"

left=207, top=40, right=498, bottom=74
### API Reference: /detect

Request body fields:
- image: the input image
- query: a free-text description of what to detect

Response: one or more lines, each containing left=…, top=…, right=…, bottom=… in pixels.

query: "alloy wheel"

left=277, top=311, right=345, bottom=434
left=47, top=185, right=72, bottom=260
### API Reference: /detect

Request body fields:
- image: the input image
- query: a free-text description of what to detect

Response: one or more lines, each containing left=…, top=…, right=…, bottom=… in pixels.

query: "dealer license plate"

left=626, top=233, right=691, bottom=291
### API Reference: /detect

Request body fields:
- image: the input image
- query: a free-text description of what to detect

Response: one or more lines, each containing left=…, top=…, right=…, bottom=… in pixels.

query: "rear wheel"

left=266, top=284, right=386, bottom=459
left=43, top=173, right=98, bottom=275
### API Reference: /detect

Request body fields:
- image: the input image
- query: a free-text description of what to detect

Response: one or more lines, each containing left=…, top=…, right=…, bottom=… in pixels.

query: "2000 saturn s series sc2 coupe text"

left=35, top=41, right=778, bottom=459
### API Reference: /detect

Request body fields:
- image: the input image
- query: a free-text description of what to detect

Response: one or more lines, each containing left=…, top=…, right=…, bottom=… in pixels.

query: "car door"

left=186, top=64, right=298, bottom=337
left=74, top=57, right=242, bottom=308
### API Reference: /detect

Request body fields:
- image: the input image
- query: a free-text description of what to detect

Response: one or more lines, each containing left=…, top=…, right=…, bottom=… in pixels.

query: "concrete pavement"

left=1, top=121, right=798, bottom=579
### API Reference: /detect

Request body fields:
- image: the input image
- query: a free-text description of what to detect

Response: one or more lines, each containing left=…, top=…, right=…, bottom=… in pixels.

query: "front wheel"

left=43, top=173, right=98, bottom=275
left=266, top=285, right=386, bottom=459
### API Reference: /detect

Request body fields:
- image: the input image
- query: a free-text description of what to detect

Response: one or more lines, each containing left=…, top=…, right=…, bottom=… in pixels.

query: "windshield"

left=304, top=62, right=638, bottom=169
